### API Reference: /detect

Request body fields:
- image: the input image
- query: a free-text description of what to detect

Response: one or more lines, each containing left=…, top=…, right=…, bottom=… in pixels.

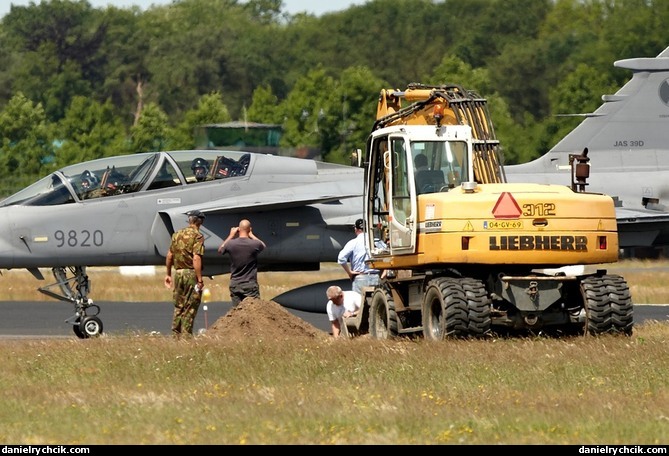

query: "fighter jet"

left=504, top=44, right=669, bottom=256
left=0, top=149, right=363, bottom=337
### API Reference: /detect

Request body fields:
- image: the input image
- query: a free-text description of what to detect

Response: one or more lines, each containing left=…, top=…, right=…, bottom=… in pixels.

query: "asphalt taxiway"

left=0, top=300, right=329, bottom=338
left=0, top=300, right=666, bottom=339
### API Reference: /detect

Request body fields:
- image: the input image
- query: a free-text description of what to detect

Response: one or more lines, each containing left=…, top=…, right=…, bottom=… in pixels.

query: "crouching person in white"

left=325, top=285, right=361, bottom=337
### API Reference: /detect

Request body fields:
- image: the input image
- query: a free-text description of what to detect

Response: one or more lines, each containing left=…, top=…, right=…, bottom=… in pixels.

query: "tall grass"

left=0, top=325, right=668, bottom=444
left=1, top=259, right=669, bottom=444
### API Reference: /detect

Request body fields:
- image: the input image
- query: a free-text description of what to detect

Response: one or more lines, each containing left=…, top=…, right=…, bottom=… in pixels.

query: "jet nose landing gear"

left=66, top=301, right=103, bottom=339
left=38, top=266, right=105, bottom=339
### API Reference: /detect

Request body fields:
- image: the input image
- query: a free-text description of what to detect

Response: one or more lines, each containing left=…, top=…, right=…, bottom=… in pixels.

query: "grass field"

left=0, top=258, right=668, bottom=444
left=0, top=323, right=668, bottom=444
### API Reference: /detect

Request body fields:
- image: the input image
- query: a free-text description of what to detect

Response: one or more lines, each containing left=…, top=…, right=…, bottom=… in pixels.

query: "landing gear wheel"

left=77, top=316, right=103, bottom=338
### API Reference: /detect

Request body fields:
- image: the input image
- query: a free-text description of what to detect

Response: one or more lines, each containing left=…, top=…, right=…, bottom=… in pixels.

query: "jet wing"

left=615, top=207, right=669, bottom=248
left=158, top=177, right=362, bottom=220
left=190, top=187, right=362, bottom=215
left=152, top=181, right=363, bottom=257
left=616, top=207, right=669, bottom=223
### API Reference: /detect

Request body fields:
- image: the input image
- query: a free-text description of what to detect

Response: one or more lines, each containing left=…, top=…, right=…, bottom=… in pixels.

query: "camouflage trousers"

left=172, top=269, right=202, bottom=337
left=229, top=281, right=260, bottom=307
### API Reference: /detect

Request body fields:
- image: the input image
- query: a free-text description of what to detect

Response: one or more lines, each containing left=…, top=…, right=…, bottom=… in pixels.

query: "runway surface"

left=0, top=300, right=330, bottom=338
left=0, top=300, right=666, bottom=338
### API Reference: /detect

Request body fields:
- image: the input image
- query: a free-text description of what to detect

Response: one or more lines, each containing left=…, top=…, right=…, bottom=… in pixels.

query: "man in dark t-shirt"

left=217, top=219, right=266, bottom=306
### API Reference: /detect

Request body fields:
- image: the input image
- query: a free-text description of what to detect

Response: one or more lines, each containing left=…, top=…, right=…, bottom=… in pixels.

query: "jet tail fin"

left=548, top=45, right=669, bottom=156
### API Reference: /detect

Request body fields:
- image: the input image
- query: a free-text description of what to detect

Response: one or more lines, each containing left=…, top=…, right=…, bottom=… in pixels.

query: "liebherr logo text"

left=490, top=235, right=587, bottom=251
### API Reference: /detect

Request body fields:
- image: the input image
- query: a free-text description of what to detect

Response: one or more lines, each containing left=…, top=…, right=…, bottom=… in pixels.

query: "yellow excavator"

left=350, top=83, right=633, bottom=338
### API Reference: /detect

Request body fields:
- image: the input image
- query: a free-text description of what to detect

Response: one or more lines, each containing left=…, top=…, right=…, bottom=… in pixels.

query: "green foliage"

left=54, top=95, right=128, bottom=166
left=129, top=103, right=170, bottom=153
left=278, top=67, right=335, bottom=149
left=243, top=0, right=284, bottom=24
left=0, top=93, right=53, bottom=190
left=492, top=39, right=551, bottom=122
left=2, top=0, right=105, bottom=119
left=451, top=0, right=551, bottom=67
left=327, top=66, right=387, bottom=163
left=97, top=7, right=152, bottom=123
left=429, top=55, right=492, bottom=94
left=172, top=92, right=232, bottom=149
left=247, top=85, right=282, bottom=124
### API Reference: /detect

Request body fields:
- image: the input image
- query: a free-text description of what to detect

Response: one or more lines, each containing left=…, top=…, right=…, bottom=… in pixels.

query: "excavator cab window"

left=366, top=137, right=394, bottom=257
left=365, top=134, right=416, bottom=256
left=388, top=136, right=415, bottom=252
left=410, top=140, right=469, bottom=192
left=412, top=142, right=445, bottom=194
left=445, top=141, right=468, bottom=186
left=391, top=138, right=410, bottom=223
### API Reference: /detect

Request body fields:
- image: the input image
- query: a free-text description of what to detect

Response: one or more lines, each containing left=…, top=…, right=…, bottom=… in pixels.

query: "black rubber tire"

left=72, top=322, right=85, bottom=339
left=78, top=316, right=103, bottom=338
left=369, top=287, right=398, bottom=339
left=461, top=278, right=492, bottom=337
left=606, top=274, right=634, bottom=335
left=421, top=277, right=468, bottom=340
left=581, top=274, right=633, bottom=336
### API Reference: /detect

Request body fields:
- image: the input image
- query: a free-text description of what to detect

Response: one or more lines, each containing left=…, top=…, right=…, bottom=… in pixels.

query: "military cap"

left=187, top=210, right=206, bottom=220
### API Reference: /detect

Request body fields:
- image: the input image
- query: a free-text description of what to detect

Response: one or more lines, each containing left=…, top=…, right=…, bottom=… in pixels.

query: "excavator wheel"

left=580, top=274, right=633, bottom=336
left=422, top=278, right=468, bottom=340
left=461, top=278, right=492, bottom=337
left=369, top=287, right=398, bottom=339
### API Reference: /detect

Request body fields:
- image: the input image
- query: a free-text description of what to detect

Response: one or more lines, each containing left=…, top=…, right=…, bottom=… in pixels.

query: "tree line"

left=0, top=0, right=667, bottom=196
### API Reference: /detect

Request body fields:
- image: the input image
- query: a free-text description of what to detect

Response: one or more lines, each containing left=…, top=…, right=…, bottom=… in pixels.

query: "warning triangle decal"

left=492, top=192, right=522, bottom=219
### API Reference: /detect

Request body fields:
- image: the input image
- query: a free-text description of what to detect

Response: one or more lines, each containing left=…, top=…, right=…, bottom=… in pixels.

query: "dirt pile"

left=206, top=297, right=328, bottom=341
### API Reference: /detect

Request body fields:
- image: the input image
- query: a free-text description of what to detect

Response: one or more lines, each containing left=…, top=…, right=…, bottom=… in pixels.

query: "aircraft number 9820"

left=54, top=229, right=103, bottom=247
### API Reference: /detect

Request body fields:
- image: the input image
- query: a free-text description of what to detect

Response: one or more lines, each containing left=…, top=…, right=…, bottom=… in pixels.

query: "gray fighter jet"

left=0, top=149, right=363, bottom=337
left=505, top=45, right=669, bottom=255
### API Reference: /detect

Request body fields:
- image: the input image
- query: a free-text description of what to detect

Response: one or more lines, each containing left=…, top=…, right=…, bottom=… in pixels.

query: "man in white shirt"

left=325, top=285, right=361, bottom=337
left=337, top=218, right=381, bottom=295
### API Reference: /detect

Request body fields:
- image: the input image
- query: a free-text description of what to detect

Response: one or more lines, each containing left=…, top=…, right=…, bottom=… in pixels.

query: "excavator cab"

left=364, top=125, right=475, bottom=260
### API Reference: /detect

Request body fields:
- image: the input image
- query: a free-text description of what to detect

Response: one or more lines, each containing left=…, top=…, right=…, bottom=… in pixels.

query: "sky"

left=0, top=0, right=367, bottom=18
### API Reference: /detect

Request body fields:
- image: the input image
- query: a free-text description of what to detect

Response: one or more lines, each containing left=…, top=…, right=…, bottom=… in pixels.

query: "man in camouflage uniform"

left=164, top=210, right=206, bottom=337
